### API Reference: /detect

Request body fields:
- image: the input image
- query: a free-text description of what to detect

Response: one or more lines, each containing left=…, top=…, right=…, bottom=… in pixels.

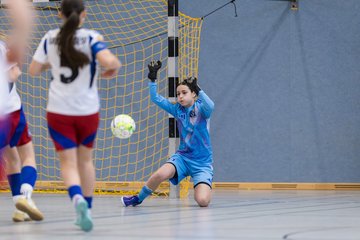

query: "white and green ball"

left=111, top=114, right=136, bottom=139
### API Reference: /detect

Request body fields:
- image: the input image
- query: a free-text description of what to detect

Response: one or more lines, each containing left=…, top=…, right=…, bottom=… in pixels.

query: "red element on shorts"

left=7, top=108, right=32, bottom=147
left=46, top=112, right=99, bottom=151
left=0, top=117, right=9, bottom=149
left=0, top=157, right=5, bottom=181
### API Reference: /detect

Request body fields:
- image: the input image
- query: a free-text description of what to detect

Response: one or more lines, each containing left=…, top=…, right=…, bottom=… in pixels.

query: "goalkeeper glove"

left=148, top=60, right=162, bottom=82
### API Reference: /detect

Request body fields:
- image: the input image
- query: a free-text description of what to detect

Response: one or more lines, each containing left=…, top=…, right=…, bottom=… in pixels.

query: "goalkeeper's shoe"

left=75, top=198, right=93, bottom=232
left=12, top=209, right=31, bottom=222
left=121, top=195, right=142, bottom=207
left=15, top=198, right=44, bottom=221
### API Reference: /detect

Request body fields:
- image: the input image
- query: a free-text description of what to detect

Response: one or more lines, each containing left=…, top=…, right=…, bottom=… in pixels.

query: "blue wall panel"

left=181, top=0, right=360, bottom=182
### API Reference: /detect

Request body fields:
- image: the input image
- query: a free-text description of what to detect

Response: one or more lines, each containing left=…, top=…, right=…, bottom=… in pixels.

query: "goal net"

left=0, top=0, right=202, bottom=197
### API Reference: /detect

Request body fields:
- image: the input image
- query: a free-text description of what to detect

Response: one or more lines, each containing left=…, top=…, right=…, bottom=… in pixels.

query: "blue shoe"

left=121, top=195, right=142, bottom=207
left=75, top=199, right=93, bottom=232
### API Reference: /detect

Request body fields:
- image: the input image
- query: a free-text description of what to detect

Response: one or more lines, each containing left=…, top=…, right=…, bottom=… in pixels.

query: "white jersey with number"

left=33, top=28, right=107, bottom=116
left=0, top=40, right=21, bottom=114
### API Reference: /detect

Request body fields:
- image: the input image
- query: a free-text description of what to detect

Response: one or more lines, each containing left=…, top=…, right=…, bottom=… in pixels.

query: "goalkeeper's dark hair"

left=57, top=0, right=89, bottom=69
left=179, top=77, right=198, bottom=94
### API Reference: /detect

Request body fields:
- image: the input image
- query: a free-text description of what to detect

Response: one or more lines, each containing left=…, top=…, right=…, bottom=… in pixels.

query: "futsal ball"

left=111, top=114, right=136, bottom=139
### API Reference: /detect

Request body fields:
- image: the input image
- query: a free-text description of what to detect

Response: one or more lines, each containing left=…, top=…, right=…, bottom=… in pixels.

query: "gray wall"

left=181, top=0, right=360, bottom=182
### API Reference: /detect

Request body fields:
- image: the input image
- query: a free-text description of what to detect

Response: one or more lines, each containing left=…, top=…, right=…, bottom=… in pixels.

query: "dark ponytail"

left=57, top=0, right=89, bottom=69
left=179, top=77, right=201, bottom=95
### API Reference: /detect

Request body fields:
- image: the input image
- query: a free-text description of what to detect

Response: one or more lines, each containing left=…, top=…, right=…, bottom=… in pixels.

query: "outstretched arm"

left=149, top=82, right=177, bottom=117
left=92, top=35, right=121, bottom=78
left=197, top=90, right=214, bottom=119
left=148, top=60, right=177, bottom=117
left=187, top=77, right=214, bottom=119
left=96, top=49, right=121, bottom=78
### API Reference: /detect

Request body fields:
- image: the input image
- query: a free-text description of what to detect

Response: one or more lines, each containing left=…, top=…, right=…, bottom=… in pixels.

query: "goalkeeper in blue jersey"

left=121, top=60, right=215, bottom=207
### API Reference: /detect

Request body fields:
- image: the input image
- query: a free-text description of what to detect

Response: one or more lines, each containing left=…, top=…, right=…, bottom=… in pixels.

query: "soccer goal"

left=0, top=0, right=202, bottom=198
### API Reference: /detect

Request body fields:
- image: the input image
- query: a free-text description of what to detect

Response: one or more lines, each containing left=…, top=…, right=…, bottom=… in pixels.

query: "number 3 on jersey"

left=60, top=56, right=79, bottom=84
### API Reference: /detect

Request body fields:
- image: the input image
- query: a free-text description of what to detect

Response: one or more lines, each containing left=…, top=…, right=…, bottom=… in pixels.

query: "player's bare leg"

left=4, top=146, right=31, bottom=222
left=13, top=142, right=44, bottom=221
left=77, top=145, right=95, bottom=199
left=146, top=163, right=176, bottom=190
left=17, top=141, right=36, bottom=168
left=194, top=183, right=211, bottom=207
left=59, top=148, right=81, bottom=189
left=121, top=163, right=176, bottom=207
left=58, top=148, right=93, bottom=232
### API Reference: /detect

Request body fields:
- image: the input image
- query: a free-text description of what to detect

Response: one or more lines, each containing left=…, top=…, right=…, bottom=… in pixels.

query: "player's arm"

left=192, top=78, right=214, bottom=119
left=92, top=35, right=121, bottom=78
left=198, top=90, right=214, bottom=119
left=149, top=82, right=177, bottom=116
left=148, top=60, right=177, bottom=116
left=97, top=49, right=121, bottom=78
left=8, top=64, right=21, bottom=82
left=29, top=34, right=50, bottom=76
left=29, top=61, right=50, bottom=76
left=0, top=43, right=21, bottom=82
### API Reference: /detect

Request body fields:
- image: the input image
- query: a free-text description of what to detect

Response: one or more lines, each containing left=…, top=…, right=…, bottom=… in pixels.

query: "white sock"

left=20, top=183, right=33, bottom=199
left=13, top=195, right=24, bottom=204
left=72, top=194, right=84, bottom=208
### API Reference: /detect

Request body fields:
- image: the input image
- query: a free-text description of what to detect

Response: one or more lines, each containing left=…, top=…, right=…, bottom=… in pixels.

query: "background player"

left=0, top=41, right=44, bottom=222
left=29, top=0, right=121, bottom=231
left=0, top=0, right=34, bottom=196
left=121, top=60, right=215, bottom=208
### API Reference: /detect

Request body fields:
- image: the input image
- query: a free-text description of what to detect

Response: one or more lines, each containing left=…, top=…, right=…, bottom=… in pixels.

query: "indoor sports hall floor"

left=0, top=190, right=359, bottom=239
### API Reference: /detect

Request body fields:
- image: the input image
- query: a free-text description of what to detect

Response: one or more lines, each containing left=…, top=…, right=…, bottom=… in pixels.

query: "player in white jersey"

left=0, top=0, right=33, bottom=119
left=0, top=75, right=8, bottom=190
left=0, top=58, right=9, bottom=151
left=29, top=0, right=121, bottom=232
left=0, top=0, right=35, bottom=219
left=0, top=40, right=44, bottom=222
left=0, top=0, right=33, bottom=107
left=0, top=61, right=8, bottom=117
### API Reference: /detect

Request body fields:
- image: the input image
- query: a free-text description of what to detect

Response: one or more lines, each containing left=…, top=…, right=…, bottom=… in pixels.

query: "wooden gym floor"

left=0, top=189, right=359, bottom=239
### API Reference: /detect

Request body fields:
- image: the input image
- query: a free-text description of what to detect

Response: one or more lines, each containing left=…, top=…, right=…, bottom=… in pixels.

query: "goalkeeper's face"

left=176, top=84, right=196, bottom=108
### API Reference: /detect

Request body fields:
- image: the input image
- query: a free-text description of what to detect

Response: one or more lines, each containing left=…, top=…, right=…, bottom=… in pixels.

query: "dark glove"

left=148, top=60, right=162, bottom=82
left=192, top=77, right=201, bottom=95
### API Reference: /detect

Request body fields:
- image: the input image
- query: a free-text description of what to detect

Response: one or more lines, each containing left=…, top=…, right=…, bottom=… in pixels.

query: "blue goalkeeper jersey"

left=149, top=82, right=214, bottom=164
